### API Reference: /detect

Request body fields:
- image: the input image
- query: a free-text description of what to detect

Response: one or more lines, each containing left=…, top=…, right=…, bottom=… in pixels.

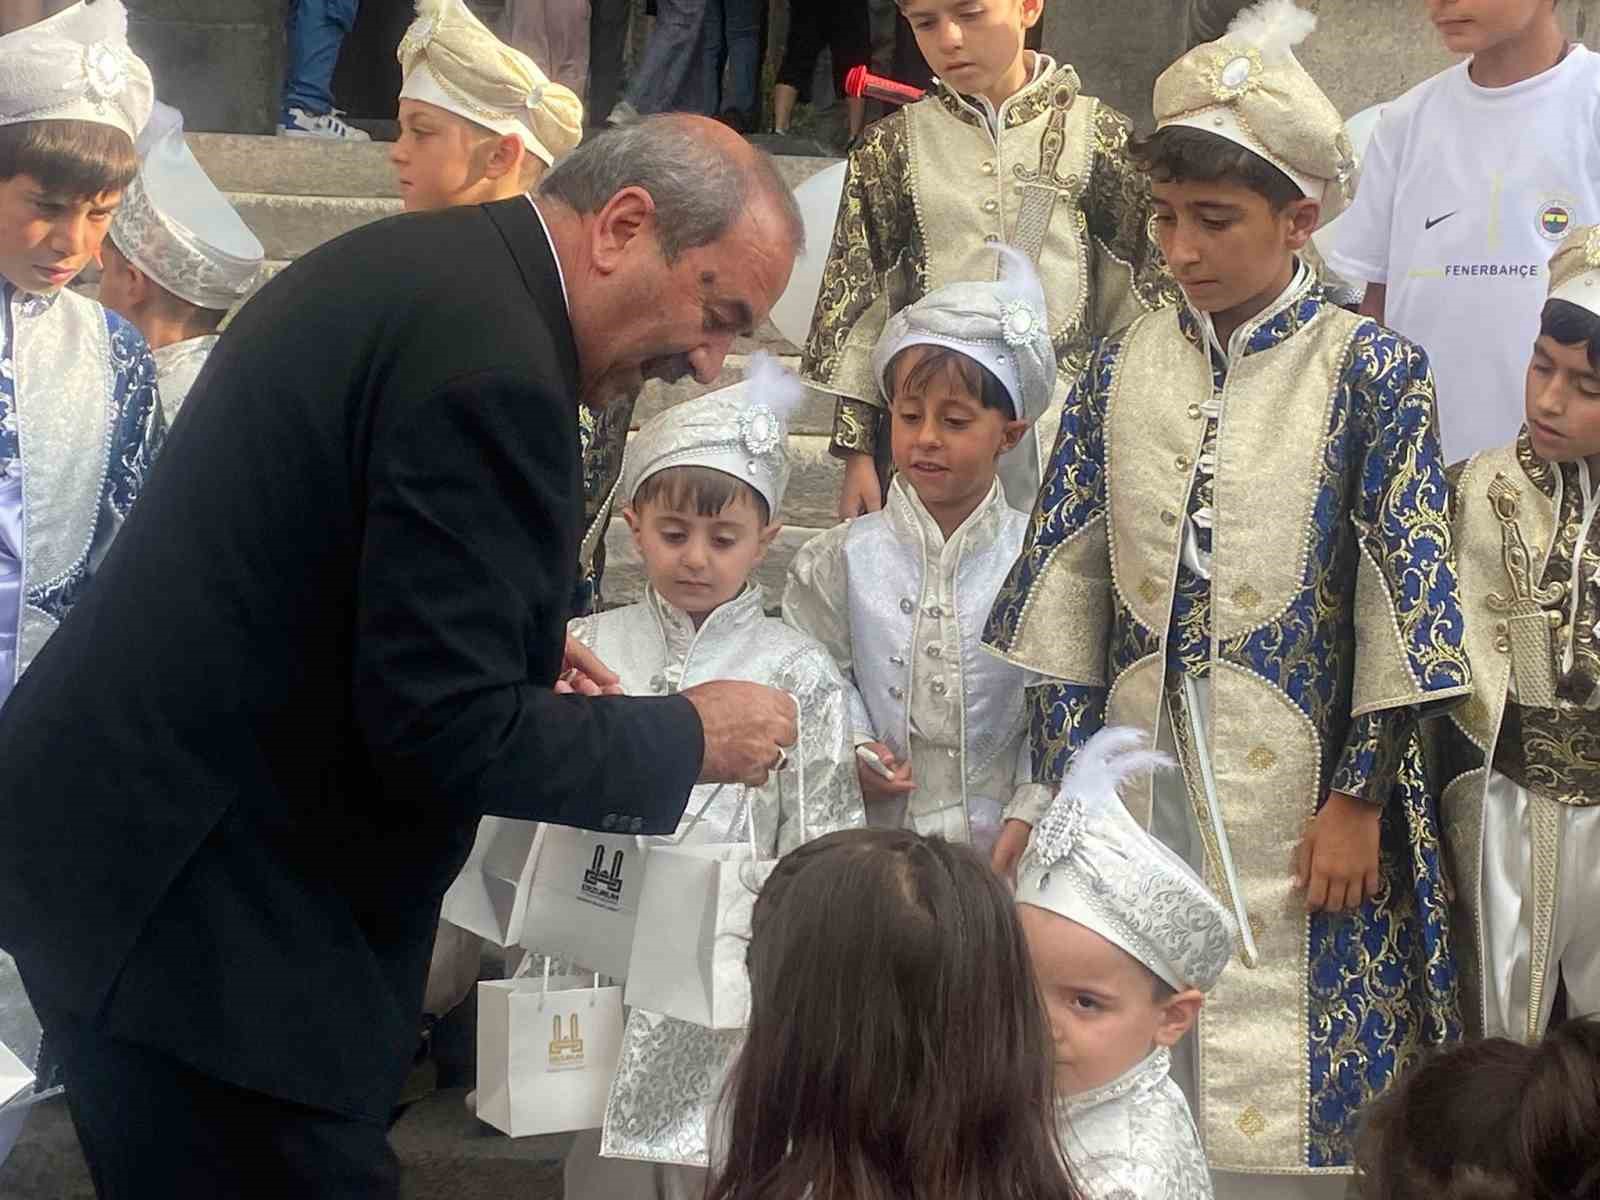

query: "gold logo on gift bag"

left=580, top=843, right=626, bottom=907
left=548, top=1013, right=586, bottom=1069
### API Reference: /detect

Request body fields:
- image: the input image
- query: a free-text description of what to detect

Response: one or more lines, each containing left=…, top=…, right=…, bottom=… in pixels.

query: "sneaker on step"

left=278, top=106, right=370, bottom=141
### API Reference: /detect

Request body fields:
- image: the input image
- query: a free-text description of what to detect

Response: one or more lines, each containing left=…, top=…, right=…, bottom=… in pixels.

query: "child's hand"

left=990, top=819, right=1033, bottom=886
left=1295, top=791, right=1382, bottom=912
left=856, top=742, right=915, bottom=802
left=838, top=453, right=884, bottom=519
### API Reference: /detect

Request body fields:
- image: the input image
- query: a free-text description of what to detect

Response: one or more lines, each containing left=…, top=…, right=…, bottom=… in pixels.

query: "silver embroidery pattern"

left=1060, top=1048, right=1213, bottom=1200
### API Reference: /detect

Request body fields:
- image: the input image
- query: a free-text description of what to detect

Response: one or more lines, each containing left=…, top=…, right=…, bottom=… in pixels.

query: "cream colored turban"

left=397, top=0, right=583, bottom=167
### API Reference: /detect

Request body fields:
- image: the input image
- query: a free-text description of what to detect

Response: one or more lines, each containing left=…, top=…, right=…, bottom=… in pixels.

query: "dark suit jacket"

left=0, top=198, right=703, bottom=1120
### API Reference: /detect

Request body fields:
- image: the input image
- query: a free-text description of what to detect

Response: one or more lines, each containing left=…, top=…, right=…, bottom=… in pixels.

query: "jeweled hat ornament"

left=619, top=353, right=801, bottom=518
left=110, top=101, right=264, bottom=312
left=0, top=0, right=154, bottom=141
left=1017, top=727, right=1238, bottom=993
left=871, top=245, right=1057, bottom=425
left=1547, top=225, right=1600, bottom=319
left=1153, top=0, right=1353, bottom=229
left=398, top=0, right=583, bottom=166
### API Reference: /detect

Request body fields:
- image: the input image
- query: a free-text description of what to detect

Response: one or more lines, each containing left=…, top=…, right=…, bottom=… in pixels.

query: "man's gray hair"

left=539, top=117, right=805, bottom=262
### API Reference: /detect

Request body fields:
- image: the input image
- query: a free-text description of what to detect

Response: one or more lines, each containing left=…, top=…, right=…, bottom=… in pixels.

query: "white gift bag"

left=0, top=1040, right=30, bottom=1111
left=440, top=816, right=542, bottom=948
left=476, top=963, right=626, bottom=1138
left=624, top=761, right=802, bottom=1030
left=517, top=824, right=648, bottom=979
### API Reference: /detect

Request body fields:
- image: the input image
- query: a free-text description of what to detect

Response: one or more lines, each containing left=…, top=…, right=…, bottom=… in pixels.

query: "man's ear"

left=1284, top=196, right=1321, bottom=252
left=590, top=186, right=658, bottom=276
left=1152, top=988, right=1204, bottom=1048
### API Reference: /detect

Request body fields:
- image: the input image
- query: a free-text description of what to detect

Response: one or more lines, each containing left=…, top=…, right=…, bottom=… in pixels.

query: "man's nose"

left=689, top=334, right=735, bottom=385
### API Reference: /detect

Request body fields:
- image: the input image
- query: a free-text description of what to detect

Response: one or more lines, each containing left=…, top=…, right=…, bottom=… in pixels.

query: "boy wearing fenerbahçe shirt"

left=804, top=0, right=1176, bottom=519
left=1326, top=0, right=1600, bottom=463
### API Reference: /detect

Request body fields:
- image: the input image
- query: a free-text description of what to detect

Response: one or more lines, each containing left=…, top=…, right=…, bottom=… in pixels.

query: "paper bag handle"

left=533, top=957, right=607, bottom=1008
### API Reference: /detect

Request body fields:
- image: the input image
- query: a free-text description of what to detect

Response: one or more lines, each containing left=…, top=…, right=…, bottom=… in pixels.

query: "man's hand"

left=991, top=818, right=1033, bottom=885
left=1295, top=790, right=1382, bottom=912
left=856, top=741, right=916, bottom=804
left=681, top=681, right=798, bottom=787
left=556, top=635, right=624, bottom=695
left=837, top=452, right=883, bottom=520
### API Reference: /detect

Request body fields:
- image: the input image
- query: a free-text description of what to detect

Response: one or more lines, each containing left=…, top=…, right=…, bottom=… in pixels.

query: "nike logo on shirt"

left=1425, top=211, right=1459, bottom=230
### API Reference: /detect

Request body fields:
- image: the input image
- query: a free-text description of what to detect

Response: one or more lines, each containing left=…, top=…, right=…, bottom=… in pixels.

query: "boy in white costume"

left=783, top=248, right=1053, bottom=852
left=1017, top=727, right=1235, bottom=1200
left=563, top=357, right=866, bottom=1200
left=0, top=0, right=162, bottom=1155
left=100, top=101, right=264, bottom=424
left=1434, top=224, right=1600, bottom=1046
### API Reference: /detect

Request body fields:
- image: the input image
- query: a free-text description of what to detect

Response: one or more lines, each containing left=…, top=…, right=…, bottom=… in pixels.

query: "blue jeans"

left=283, top=0, right=360, bottom=119
left=711, top=0, right=762, bottom=116
left=624, top=0, right=715, bottom=116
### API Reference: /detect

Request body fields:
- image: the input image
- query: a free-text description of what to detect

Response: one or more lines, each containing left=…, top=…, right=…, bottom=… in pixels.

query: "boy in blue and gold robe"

left=983, top=4, right=1471, bottom=1195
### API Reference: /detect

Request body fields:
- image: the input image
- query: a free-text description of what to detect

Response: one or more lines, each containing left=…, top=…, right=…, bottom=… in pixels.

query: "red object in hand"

left=843, top=65, right=925, bottom=107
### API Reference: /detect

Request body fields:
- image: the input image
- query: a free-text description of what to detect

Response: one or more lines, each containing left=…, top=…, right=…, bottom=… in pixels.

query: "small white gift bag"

left=624, top=760, right=801, bottom=1030
left=476, top=961, right=626, bottom=1138
left=516, top=823, right=649, bottom=980
left=439, top=816, right=542, bottom=948
left=0, top=1041, right=32, bottom=1171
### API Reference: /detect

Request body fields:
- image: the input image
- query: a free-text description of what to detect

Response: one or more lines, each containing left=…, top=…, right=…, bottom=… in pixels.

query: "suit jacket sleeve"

left=354, top=366, right=704, bottom=835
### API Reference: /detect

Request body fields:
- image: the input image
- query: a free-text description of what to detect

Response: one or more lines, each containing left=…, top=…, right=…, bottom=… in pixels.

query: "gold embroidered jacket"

left=984, top=283, right=1472, bottom=1173
left=800, top=57, right=1176, bottom=460
left=1432, top=433, right=1600, bottom=1041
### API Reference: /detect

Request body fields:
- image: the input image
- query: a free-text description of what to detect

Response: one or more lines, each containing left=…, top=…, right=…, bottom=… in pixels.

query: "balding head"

left=539, top=114, right=804, bottom=262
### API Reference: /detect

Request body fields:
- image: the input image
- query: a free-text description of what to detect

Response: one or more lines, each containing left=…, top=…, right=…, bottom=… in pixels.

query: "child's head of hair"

left=709, top=828, right=1079, bottom=1200
left=1526, top=298, right=1600, bottom=463
left=1356, top=1015, right=1600, bottom=1200
left=893, top=0, right=1044, bottom=108
left=391, top=99, right=545, bottom=213
left=97, top=237, right=228, bottom=341
left=887, top=343, right=1027, bottom=531
left=0, top=121, right=136, bottom=294
left=1017, top=902, right=1203, bottom=1098
left=1128, top=125, right=1320, bottom=328
left=623, top=465, right=779, bottom=627
left=1427, top=0, right=1566, bottom=64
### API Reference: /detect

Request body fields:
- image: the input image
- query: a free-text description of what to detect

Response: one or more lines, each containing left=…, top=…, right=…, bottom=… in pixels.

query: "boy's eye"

left=1071, top=995, right=1100, bottom=1012
left=713, top=536, right=738, bottom=549
left=1202, top=218, right=1232, bottom=232
left=1152, top=212, right=1176, bottom=225
left=660, top=530, right=687, bottom=543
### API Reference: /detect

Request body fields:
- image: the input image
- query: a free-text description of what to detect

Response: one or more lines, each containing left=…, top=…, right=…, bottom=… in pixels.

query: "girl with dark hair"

left=1356, top=1016, right=1600, bottom=1200
left=706, top=828, right=1077, bottom=1200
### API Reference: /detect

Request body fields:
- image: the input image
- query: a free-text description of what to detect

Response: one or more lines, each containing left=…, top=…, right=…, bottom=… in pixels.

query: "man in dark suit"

left=0, top=115, right=803, bottom=1197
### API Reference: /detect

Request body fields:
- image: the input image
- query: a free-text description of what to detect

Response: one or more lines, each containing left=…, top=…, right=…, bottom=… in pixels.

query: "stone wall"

left=1042, top=0, right=1600, bottom=125
left=127, top=0, right=286, bottom=134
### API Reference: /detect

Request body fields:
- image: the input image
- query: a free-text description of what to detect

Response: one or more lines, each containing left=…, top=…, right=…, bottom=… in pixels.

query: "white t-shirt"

left=1325, top=46, right=1600, bottom=464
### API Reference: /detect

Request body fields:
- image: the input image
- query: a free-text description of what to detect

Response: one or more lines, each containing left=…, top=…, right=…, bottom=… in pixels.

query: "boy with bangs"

left=1017, top=727, right=1236, bottom=1199
left=0, top=0, right=163, bottom=1131
left=983, top=4, right=1471, bottom=1194
left=784, top=248, right=1049, bottom=852
left=1431, top=225, right=1600, bottom=1048
left=563, top=358, right=864, bottom=1200
left=803, top=0, right=1177, bottom=520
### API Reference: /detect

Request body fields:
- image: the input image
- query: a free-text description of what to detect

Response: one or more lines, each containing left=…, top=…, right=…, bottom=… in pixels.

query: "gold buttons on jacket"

left=1175, top=455, right=1192, bottom=471
left=982, top=199, right=998, bottom=214
left=980, top=160, right=995, bottom=175
left=1161, top=510, right=1178, bottom=527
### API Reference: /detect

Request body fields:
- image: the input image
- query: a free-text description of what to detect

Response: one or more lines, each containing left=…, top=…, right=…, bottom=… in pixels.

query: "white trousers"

left=1479, top=771, right=1600, bottom=1040
left=564, top=1129, right=708, bottom=1200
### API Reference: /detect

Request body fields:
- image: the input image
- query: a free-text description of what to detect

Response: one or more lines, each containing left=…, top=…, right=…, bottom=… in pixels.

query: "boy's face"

left=888, top=347, right=1026, bottom=523
left=0, top=174, right=120, bottom=294
left=1425, top=0, right=1558, bottom=56
left=896, top=0, right=1042, bottom=103
left=1019, top=903, right=1202, bottom=1097
left=623, top=487, right=781, bottom=626
left=1526, top=334, right=1600, bottom=462
left=390, top=100, right=541, bottom=213
left=1151, top=176, right=1319, bottom=329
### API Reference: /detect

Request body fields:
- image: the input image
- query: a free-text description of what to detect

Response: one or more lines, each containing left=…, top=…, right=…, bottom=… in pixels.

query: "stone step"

left=632, top=356, right=835, bottom=436
left=229, top=193, right=405, bottom=262
left=601, top=520, right=827, bottom=610
left=190, top=131, right=838, bottom=201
